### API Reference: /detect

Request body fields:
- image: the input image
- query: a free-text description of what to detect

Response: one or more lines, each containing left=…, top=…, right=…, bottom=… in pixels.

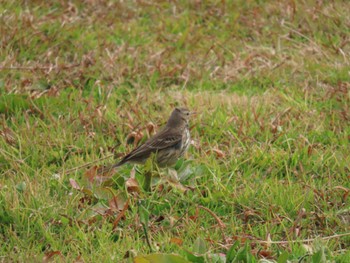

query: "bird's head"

left=167, top=107, right=193, bottom=128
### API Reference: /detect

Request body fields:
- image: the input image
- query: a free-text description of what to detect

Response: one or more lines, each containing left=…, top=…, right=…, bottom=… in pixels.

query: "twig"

left=254, top=232, right=350, bottom=245
left=61, top=154, right=114, bottom=175
left=172, top=207, right=189, bottom=229
left=0, top=63, right=80, bottom=71
left=113, top=199, right=129, bottom=230
left=198, top=205, right=227, bottom=242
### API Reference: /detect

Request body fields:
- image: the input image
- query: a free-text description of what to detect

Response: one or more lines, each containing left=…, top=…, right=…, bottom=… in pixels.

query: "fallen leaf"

left=0, top=127, right=16, bottom=146
left=42, top=251, right=64, bottom=263
left=146, top=121, right=157, bottom=136
left=168, top=180, right=192, bottom=193
left=256, top=249, right=274, bottom=259
left=85, top=166, right=98, bottom=183
left=206, top=148, right=226, bottom=158
left=109, top=193, right=127, bottom=211
left=333, top=186, right=349, bottom=202
left=74, top=255, right=84, bottom=263
left=85, top=165, right=114, bottom=186
left=125, top=178, right=140, bottom=193
left=170, top=237, right=183, bottom=246
left=126, top=130, right=143, bottom=146
left=212, top=148, right=226, bottom=158
left=125, top=111, right=134, bottom=123
left=69, top=178, right=80, bottom=190
left=113, top=199, right=129, bottom=230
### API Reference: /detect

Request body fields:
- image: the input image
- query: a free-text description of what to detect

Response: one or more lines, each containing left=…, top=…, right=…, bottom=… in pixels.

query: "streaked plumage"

left=99, top=107, right=192, bottom=173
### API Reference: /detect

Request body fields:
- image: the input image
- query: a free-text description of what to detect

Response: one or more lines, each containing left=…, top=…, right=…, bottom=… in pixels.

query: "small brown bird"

left=99, top=107, right=192, bottom=173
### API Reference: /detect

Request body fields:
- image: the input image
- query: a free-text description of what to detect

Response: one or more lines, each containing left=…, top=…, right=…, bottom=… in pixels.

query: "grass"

left=1, top=0, right=349, bottom=262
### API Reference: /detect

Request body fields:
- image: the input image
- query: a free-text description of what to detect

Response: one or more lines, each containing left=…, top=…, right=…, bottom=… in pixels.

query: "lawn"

left=0, top=0, right=349, bottom=262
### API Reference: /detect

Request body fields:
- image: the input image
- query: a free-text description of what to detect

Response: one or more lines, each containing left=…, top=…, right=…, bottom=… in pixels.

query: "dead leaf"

left=69, top=178, right=81, bottom=190
left=146, top=121, right=156, bottom=136
left=256, top=249, right=274, bottom=259
left=85, top=166, right=98, bottom=183
left=307, top=145, right=313, bottom=156
left=42, top=251, right=64, bottom=263
left=168, top=180, right=192, bottom=193
left=125, top=111, right=134, bottom=123
left=170, top=237, right=183, bottom=246
left=125, top=178, right=140, bottom=193
left=207, top=148, right=226, bottom=158
left=109, top=193, right=127, bottom=212
left=0, top=127, right=17, bottom=146
left=113, top=199, right=129, bottom=230
left=85, top=165, right=114, bottom=186
left=126, top=130, right=143, bottom=146
left=333, top=186, right=349, bottom=202
left=74, top=255, right=84, bottom=263
left=81, top=188, right=94, bottom=197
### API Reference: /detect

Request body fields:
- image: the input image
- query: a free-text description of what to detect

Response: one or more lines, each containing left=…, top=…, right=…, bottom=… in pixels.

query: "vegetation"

left=1, top=0, right=349, bottom=262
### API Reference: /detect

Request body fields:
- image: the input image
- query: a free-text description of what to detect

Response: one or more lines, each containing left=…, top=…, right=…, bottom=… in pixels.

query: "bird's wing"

left=144, top=131, right=182, bottom=149
left=122, top=128, right=182, bottom=161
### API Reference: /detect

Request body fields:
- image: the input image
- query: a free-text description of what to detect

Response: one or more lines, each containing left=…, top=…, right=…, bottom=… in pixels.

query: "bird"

left=98, top=107, right=192, bottom=174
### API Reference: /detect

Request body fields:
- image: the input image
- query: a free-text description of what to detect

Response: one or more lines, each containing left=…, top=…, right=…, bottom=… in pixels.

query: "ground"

left=0, top=1, right=349, bottom=262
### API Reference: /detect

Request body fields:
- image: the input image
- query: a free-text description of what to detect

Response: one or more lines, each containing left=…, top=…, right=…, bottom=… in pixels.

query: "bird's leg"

left=143, top=153, right=156, bottom=192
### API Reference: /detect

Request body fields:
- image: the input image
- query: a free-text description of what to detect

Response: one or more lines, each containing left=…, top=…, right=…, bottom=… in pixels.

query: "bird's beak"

left=190, top=111, right=197, bottom=116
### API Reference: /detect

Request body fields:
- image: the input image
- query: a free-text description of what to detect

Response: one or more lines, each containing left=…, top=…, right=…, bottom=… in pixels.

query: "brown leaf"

left=256, top=249, right=274, bottom=259
left=125, top=178, right=140, bottom=193
left=270, top=124, right=277, bottom=134
left=85, top=166, right=98, bottom=183
left=0, top=127, right=16, bottom=146
left=125, top=111, right=134, bottom=123
left=85, top=166, right=114, bottom=186
left=170, top=237, right=183, bottom=246
left=113, top=199, right=129, bottom=230
left=47, top=86, right=60, bottom=97
left=333, top=186, right=349, bottom=202
left=42, top=251, right=64, bottom=263
left=109, top=193, right=127, bottom=212
left=206, top=148, right=226, bottom=158
left=94, top=105, right=105, bottom=122
left=212, top=148, right=226, bottom=158
left=74, top=255, right=84, bottom=263
left=168, top=180, right=192, bottom=194
left=126, top=130, right=143, bottom=146
left=69, top=178, right=81, bottom=190
left=146, top=121, right=156, bottom=136
left=307, top=145, right=313, bottom=156
left=333, top=185, right=349, bottom=192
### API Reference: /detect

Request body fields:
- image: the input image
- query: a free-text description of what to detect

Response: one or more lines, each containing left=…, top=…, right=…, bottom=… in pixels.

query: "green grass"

left=1, top=0, right=349, bottom=262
